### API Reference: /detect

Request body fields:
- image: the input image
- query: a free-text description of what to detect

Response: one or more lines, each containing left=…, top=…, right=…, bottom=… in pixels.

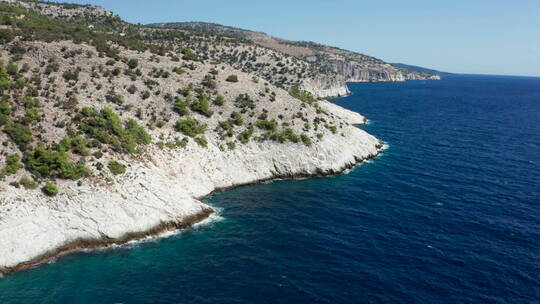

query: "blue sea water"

left=1, top=75, right=539, bottom=303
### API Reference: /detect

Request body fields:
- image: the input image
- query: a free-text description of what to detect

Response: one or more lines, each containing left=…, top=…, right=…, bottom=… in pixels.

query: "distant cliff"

left=151, top=22, right=441, bottom=97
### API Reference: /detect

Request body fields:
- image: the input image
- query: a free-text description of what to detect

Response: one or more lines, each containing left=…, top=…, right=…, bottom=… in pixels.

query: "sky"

left=52, top=0, right=539, bottom=76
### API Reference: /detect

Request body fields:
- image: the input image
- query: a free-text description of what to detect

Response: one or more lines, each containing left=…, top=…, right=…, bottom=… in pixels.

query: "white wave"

left=382, top=143, right=390, bottom=150
left=74, top=208, right=226, bottom=253
left=193, top=207, right=224, bottom=228
left=342, top=168, right=353, bottom=175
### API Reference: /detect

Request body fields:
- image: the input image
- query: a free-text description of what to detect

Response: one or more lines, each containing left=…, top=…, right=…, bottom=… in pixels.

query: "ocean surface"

left=1, top=75, right=539, bottom=303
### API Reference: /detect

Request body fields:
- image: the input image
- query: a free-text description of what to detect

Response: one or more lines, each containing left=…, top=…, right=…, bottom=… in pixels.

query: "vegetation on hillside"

left=0, top=0, right=345, bottom=197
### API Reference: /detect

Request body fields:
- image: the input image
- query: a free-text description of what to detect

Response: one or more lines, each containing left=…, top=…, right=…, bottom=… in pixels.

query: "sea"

left=1, top=74, right=539, bottom=303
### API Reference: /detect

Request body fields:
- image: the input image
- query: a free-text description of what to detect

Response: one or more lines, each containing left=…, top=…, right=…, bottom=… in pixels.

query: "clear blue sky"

left=53, top=0, right=539, bottom=76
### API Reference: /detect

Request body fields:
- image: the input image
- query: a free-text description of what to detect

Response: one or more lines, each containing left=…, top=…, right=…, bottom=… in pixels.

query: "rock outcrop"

left=300, top=75, right=350, bottom=98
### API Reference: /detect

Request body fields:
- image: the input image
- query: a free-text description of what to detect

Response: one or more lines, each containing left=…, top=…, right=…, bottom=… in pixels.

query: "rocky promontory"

left=0, top=0, right=385, bottom=274
left=151, top=22, right=441, bottom=98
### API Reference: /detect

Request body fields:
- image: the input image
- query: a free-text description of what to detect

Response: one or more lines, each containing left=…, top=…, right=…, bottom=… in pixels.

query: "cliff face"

left=328, top=60, right=407, bottom=82
left=300, top=74, right=350, bottom=98
left=326, top=60, right=442, bottom=83
left=302, top=46, right=441, bottom=85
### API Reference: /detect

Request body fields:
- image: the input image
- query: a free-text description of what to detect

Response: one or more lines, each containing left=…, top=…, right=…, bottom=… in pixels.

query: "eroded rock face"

left=301, top=75, right=350, bottom=98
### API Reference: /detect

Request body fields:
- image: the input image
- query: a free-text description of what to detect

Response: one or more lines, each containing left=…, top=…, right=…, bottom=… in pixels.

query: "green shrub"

left=235, top=93, right=255, bottom=110
left=25, top=146, right=90, bottom=180
left=0, top=63, right=10, bottom=93
left=42, top=181, right=59, bottom=196
left=194, top=136, right=208, bottom=148
left=301, top=134, right=312, bottom=146
left=289, top=85, right=318, bottom=105
left=24, top=97, right=40, bottom=108
left=141, top=90, right=150, bottom=100
left=0, top=98, right=11, bottom=126
left=22, top=108, right=40, bottom=124
left=174, top=118, right=206, bottom=137
left=6, top=62, right=18, bottom=75
left=179, top=47, right=198, bottom=61
left=325, top=124, right=337, bottom=134
left=127, top=58, right=138, bottom=69
left=255, top=120, right=277, bottom=132
left=106, top=92, right=124, bottom=105
left=0, top=113, right=9, bottom=126
left=62, top=69, right=79, bottom=82
left=201, top=74, right=216, bottom=88
left=270, top=128, right=301, bottom=143
left=72, top=136, right=90, bottom=155
left=179, top=87, right=192, bottom=97
left=226, top=75, right=238, bottom=82
left=2, top=154, right=22, bottom=175
left=227, top=141, right=236, bottom=150
left=77, top=107, right=151, bottom=154
left=5, top=123, right=32, bottom=147
left=219, top=120, right=234, bottom=137
left=0, top=100, right=11, bottom=115
left=45, top=63, right=59, bottom=75
left=59, top=136, right=90, bottom=156
left=213, top=94, right=226, bottom=106
left=0, top=29, right=14, bottom=43
left=108, top=160, right=126, bottom=175
left=173, top=67, right=185, bottom=75
left=173, top=99, right=189, bottom=116
left=230, top=111, right=244, bottom=126
left=20, top=176, right=38, bottom=189
left=127, top=84, right=137, bottom=94
left=190, top=97, right=213, bottom=117
left=238, top=127, right=254, bottom=144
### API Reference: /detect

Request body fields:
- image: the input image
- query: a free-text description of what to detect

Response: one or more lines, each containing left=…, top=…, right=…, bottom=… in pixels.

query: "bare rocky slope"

left=0, top=0, right=384, bottom=274
left=151, top=22, right=441, bottom=97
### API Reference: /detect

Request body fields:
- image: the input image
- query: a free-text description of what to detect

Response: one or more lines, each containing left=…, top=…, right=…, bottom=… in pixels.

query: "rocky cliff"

left=300, top=74, right=350, bottom=98
left=0, top=0, right=382, bottom=274
left=152, top=22, right=441, bottom=97
left=0, top=121, right=380, bottom=274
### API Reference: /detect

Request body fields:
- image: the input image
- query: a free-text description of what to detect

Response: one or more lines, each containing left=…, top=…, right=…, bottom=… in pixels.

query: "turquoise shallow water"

left=1, top=75, right=539, bottom=303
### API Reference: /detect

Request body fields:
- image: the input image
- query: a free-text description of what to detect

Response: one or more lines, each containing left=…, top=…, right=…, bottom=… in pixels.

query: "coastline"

left=0, top=209, right=213, bottom=275
left=0, top=101, right=382, bottom=276
left=313, top=76, right=442, bottom=99
left=0, top=139, right=382, bottom=276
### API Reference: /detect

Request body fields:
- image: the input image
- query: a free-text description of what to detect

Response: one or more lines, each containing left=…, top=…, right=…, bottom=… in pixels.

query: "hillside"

left=150, top=22, right=441, bottom=95
left=0, top=0, right=382, bottom=274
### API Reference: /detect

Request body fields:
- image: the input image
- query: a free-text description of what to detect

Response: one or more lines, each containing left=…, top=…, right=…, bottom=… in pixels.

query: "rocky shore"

left=0, top=106, right=381, bottom=275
